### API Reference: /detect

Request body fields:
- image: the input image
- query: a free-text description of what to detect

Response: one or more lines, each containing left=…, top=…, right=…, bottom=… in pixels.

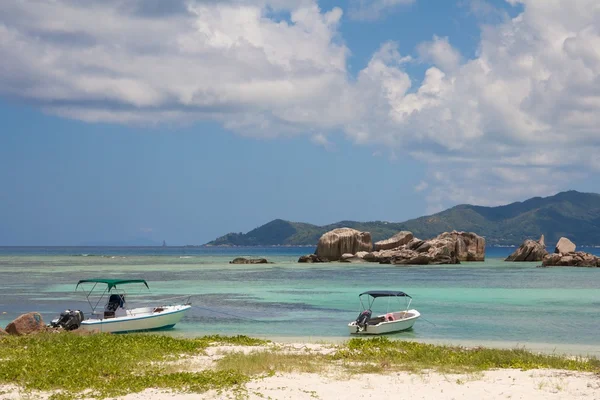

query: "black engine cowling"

left=50, top=309, right=85, bottom=331
left=355, top=309, right=372, bottom=332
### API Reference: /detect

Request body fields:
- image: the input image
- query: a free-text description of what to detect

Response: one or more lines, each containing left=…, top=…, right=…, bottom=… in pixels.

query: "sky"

left=1, top=0, right=599, bottom=245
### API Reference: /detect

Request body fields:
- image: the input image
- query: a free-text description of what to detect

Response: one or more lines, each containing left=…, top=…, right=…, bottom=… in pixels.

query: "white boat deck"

left=80, top=304, right=191, bottom=333
left=348, top=309, right=420, bottom=335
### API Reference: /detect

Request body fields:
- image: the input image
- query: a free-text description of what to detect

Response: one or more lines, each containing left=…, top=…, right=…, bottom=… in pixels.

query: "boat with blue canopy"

left=348, top=290, right=420, bottom=335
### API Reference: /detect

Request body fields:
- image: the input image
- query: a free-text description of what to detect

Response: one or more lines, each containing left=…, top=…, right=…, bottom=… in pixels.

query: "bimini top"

left=359, top=290, right=411, bottom=298
left=76, top=278, right=149, bottom=291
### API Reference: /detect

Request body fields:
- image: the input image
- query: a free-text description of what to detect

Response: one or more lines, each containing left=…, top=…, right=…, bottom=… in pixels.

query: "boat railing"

left=128, top=295, right=193, bottom=308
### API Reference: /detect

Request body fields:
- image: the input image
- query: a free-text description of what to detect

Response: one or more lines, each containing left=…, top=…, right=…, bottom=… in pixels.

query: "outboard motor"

left=50, top=309, right=85, bottom=331
left=355, top=309, right=372, bottom=332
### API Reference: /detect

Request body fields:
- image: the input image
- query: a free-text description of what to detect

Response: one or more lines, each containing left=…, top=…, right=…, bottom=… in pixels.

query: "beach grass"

left=216, top=351, right=327, bottom=375
left=334, top=337, right=600, bottom=374
left=0, top=333, right=598, bottom=399
left=0, top=333, right=266, bottom=399
left=216, top=336, right=600, bottom=376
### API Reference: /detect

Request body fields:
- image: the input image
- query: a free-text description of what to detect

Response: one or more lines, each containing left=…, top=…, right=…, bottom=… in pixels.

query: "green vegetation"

left=205, top=190, right=600, bottom=246
left=0, top=333, right=267, bottom=399
left=216, top=351, right=327, bottom=375
left=332, top=337, right=600, bottom=374
left=215, top=337, right=598, bottom=377
left=207, top=218, right=413, bottom=246
left=1, top=334, right=597, bottom=399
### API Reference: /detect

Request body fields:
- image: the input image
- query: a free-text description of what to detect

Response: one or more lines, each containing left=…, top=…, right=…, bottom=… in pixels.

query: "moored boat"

left=52, top=278, right=191, bottom=334
left=348, top=290, right=420, bottom=335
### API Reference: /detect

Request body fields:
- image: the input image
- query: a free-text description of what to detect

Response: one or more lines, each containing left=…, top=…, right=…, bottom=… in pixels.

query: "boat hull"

left=348, top=309, right=420, bottom=335
left=79, top=305, right=190, bottom=334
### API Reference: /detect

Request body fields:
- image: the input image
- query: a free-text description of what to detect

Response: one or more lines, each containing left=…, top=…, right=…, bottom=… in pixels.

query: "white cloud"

left=353, top=0, right=600, bottom=210
left=0, top=0, right=348, bottom=132
left=310, top=133, right=334, bottom=150
left=1, top=0, right=600, bottom=212
left=417, top=35, right=462, bottom=72
left=347, top=0, right=415, bottom=21
left=466, top=0, right=511, bottom=23
left=414, top=181, right=428, bottom=192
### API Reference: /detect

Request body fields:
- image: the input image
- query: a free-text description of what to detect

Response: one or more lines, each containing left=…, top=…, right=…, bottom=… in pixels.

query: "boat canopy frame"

left=358, top=290, right=413, bottom=314
left=76, top=278, right=150, bottom=315
left=359, top=290, right=411, bottom=298
left=76, top=279, right=149, bottom=291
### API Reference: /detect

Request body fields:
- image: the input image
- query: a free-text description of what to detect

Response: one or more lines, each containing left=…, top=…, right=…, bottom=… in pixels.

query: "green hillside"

left=206, top=219, right=405, bottom=246
left=205, top=191, right=600, bottom=246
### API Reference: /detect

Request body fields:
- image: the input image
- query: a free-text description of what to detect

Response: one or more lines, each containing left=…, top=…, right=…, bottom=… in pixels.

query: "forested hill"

left=205, top=191, right=600, bottom=246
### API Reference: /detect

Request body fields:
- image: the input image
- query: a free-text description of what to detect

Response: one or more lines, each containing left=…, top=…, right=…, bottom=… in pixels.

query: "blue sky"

left=1, top=0, right=599, bottom=245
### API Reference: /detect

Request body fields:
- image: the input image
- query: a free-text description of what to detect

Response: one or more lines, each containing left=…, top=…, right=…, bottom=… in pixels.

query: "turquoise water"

left=0, top=246, right=599, bottom=355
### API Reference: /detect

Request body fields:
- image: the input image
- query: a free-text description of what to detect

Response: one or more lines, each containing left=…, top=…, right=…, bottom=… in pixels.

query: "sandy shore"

left=1, top=343, right=598, bottom=400
left=123, top=369, right=600, bottom=400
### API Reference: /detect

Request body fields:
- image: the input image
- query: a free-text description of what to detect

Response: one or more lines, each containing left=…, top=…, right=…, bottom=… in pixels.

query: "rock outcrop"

left=5, top=312, right=46, bottom=335
left=306, top=229, right=484, bottom=265
left=339, top=252, right=371, bottom=263
left=505, top=235, right=548, bottom=261
left=436, top=231, right=486, bottom=261
left=0, top=327, right=7, bottom=336
left=542, top=252, right=600, bottom=267
left=362, top=231, right=486, bottom=265
left=230, top=257, right=269, bottom=264
left=554, top=237, right=576, bottom=254
left=340, top=253, right=361, bottom=263
left=315, top=228, right=372, bottom=261
left=298, top=254, right=328, bottom=263
left=355, top=251, right=369, bottom=259
left=541, top=237, right=600, bottom=267
left=388, top=235, right=460, bottom=265
left=374, top=231, right=413, bottom=251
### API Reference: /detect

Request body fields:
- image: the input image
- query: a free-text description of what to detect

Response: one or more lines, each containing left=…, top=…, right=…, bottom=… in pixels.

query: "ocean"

left=1, top=246, right=599, bottom=356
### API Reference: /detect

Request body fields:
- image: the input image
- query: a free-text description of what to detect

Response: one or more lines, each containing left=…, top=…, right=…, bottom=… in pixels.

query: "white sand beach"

left=122, top=369, right=600, bottom=400
left=3, top=369, right=598, bottom=400
left=1, top=342, right=598, bottom=400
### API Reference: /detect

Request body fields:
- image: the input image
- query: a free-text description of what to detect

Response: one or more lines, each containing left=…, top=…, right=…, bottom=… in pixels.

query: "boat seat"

left=368, top=316, right=386, bottom=325
left=104, top=294, right=125, bottom=319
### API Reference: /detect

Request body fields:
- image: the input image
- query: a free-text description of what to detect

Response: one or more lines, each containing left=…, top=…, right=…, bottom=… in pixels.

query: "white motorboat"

left=66, top=278, right=191, bottom=334
left=348, top=290, right=420, bottom=335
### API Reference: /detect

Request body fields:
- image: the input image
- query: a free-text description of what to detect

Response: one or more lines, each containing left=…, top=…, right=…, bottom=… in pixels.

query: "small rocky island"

left=504, top=235, right=600, bottom=267
left=505, top=235, right=548, bottom=261
left=298, top=227, right=599, bottom=268
left=229, top=257, right=270, bottom=264
left=299, top=227, right=485, bottom=265
left=541, top=237, right=600, bottom=267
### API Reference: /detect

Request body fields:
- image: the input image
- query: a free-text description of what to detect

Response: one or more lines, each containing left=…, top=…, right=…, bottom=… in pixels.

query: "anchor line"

left=420, top=316, right=437, bottom=326
left=193, top=305, right=263, bottom=322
